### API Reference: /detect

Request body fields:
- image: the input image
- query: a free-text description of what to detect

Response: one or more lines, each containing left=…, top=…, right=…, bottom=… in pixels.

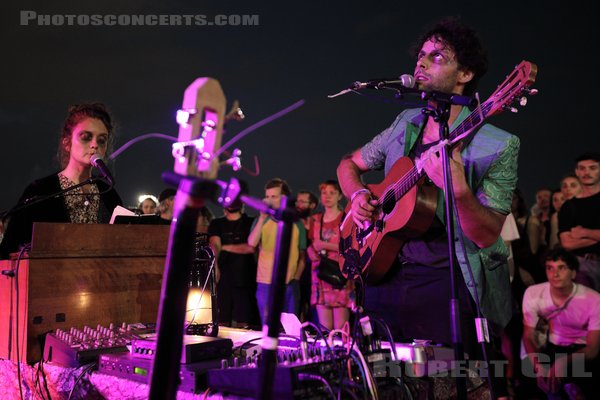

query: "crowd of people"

left=1, top=16, right=599, bottom=400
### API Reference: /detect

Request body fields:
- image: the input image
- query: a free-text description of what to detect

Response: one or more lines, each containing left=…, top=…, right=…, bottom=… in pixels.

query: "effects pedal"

left=131, top=335, right=233, bottom=363
left=98, top=351, right=222, bottom=393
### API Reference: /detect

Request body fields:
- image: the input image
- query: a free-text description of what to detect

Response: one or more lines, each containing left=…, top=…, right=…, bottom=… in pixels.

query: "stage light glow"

left=138, top=194, right=158, bottom=204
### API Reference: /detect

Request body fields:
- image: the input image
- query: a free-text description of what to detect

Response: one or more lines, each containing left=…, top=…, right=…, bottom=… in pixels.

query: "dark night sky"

left=1, top=1, right=597, bottom=215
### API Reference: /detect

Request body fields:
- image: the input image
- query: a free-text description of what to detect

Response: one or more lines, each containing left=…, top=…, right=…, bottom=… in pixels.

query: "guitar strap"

left=407, top=107, right=485, bottom=160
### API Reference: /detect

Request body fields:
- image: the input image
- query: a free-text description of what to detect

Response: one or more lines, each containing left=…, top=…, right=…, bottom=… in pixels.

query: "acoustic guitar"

left=339, top=61, right=538, bottom=284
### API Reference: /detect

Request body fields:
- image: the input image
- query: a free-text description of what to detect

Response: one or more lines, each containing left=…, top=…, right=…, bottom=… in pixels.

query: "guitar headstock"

left=484, top=60, right=538, bottom=117
left=172, top=78, right=226, bottom=179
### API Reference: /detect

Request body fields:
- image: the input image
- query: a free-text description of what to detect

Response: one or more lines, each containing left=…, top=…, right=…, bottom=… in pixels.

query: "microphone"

left=328, top=74, right=415, bottom=98
left=90, top=154, right=114, bottom=185
left=352, top=74, right=415, bottom=90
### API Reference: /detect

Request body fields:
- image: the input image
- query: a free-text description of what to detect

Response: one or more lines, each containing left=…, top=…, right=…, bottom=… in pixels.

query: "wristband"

left=350, top=188, right=370, bottom=203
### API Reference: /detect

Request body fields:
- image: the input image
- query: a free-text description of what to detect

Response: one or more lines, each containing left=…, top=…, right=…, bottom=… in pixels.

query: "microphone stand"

left=239, top=194, right=300, bottom=400
left=148, top=172, right=222, bottom=400
left=148, top=174, right=297, bottom=400
left=0, top=176, right=107, bottom=220
left=391, top=83, right=473, bottom=399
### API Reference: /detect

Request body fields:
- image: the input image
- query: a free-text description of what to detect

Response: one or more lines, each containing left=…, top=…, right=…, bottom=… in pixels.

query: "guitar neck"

left=389, top=102, right=492, bottom=203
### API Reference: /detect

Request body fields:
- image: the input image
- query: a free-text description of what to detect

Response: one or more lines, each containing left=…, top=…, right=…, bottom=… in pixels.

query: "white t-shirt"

left=523, top=282, right=600, bottom=346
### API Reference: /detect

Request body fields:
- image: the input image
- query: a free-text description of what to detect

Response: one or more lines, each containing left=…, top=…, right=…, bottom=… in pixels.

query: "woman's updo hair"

left=57, top=102, right=114, bottom=168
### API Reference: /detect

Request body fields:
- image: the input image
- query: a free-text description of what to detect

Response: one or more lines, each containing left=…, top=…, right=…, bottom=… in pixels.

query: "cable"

left=67, top=362, right=96, bottom=400
left=33, top=359, right=51, bottom=400
left=14, top=244, right=30, bottom=400
left=200, top=388, right=212, bottom=400
left=297, top=373, right=336, bottom=400
left=327, top=328, right=351, bottom=349
left=352, top=347, right=378, bottom=400
left=301, top=321, right=332, bottom=355
left=336, top=275, right=365, bottom=400
left=349, top=353, right=369, bottom=398
left=393, top=377, right=414, bottom=400
left=109, top=133, right=176, bottom=160
left=340, top=384, right=362, bottom=400
left=371, top=317, right=397, bottom=361
left=213, top=100, right=305, bottom=159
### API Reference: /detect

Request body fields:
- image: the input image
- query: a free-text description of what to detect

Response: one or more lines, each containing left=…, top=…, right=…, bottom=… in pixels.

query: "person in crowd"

left=156, top=188, right=176, bottom=222
left=559, top=152, right=600, bottom=292
left=208, top=199, right=258, bottom=328
left=549, top=189, right=565, bottom=249
left=295, top=190, right=318, bottom=232
left=295, top=190, right=318, bottom=321
left=0, top=217, right=7, bottom=245
left=522, top=248, right=600, bottom=399
left=196, top=206, right=214, bottom=234
left=549, top=176, right=582, bottom=250
left=531, top=187, right=553, bottom=249
left=138, top=197, right=157, bottom=215
left=511, top=189, right=540, bottom=284
left=560, top=175, right=582, bottom=202
left=247, top=178, right=306, bottom=323
left=0, top=103, right=122, bottom=259
left=308, top=180, right=354, bottom=330
left=336, top=17, right=516, bottom=398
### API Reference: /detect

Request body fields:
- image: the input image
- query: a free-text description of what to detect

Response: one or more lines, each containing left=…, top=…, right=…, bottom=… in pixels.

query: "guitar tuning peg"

left=519, top=97, right=528, bottom=106
left=523, top=88, right=539, bottom=95
left=502, top=105, right=519, bottom=113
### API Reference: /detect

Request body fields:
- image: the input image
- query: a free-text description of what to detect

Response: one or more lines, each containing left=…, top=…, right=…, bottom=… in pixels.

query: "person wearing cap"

left=0, top=103, right=122, bottom=259
left=156, top=188, right=176, bottom=222
left=208, top=199, right=259, bottom=328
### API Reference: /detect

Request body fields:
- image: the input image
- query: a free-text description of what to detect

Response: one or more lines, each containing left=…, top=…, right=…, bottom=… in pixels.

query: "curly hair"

left=411, top=16, right=488, bottom=96
left=57, top=102, right=115, bottom=168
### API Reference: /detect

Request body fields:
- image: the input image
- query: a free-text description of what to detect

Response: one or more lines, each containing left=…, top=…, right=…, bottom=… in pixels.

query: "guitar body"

left=339, top=156, right=438, bottom=284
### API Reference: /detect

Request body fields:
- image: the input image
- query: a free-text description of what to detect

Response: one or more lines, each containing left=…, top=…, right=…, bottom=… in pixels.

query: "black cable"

left=14, top=244, right=30, bottom=400
left=301, top=321, right=332, bottom=355
left=337, top=274, right=365, bottom=400
left=297, top=373, right=336, bottom=400
left=340, top=382, right=362, bottom=400
left=67, top=362, right=96, bottom=400
left=371, top=317, right=397, bottom=360
left=38, top=358, right=52, bottom=400
left=33, top=360, right=48, bottom=400
left=392, top=377, right=414, bottom=400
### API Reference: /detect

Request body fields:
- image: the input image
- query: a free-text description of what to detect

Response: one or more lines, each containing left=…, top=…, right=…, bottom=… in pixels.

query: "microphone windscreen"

left=400, top=74, right=415, bottom=88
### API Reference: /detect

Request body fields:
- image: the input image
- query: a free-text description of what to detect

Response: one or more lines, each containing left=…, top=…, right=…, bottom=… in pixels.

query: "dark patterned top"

left=58, top=173, right=100, bottom=223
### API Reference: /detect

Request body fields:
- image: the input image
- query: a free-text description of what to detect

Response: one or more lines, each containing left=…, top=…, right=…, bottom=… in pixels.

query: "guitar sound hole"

left=381, top=192, right=395, bottom=214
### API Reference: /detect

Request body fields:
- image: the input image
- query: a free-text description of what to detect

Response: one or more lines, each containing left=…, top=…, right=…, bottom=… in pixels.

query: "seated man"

left=522, top=248, right=600, bottom=398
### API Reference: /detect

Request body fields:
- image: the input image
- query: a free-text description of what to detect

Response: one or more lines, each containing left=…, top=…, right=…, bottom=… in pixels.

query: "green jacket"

left=361, top=107, right=520, bottom=330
